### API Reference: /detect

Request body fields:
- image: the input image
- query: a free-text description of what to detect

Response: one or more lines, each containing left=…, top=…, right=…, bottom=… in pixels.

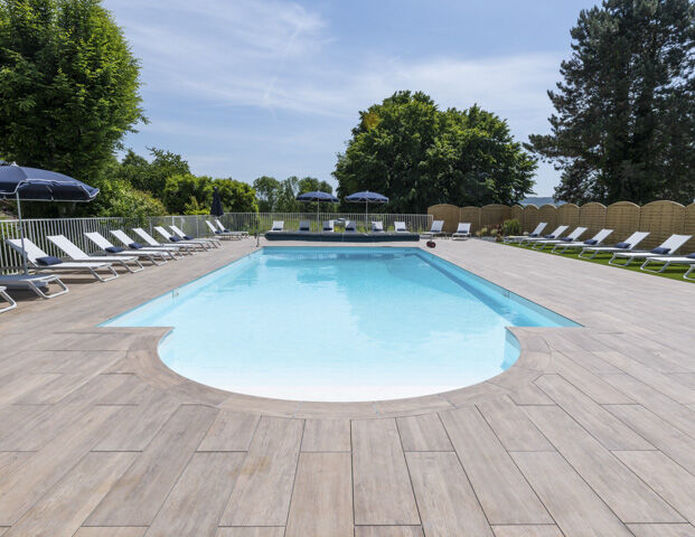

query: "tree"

left=162, top=174, right=212, bottom=215
left=119, top=148, right=190, bottom=195
left=0, top=0, right=145, bottom=181
left=334, top=91, right=536, bottom=212
left=253, top=176, right=280, bottom=211
left=215, top=178, right=257, bottom=213
left=527, top=0, right=695, bottom=205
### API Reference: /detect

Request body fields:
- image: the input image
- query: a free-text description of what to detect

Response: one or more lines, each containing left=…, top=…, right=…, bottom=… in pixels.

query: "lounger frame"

left=0, top=286, right=16, bottom=313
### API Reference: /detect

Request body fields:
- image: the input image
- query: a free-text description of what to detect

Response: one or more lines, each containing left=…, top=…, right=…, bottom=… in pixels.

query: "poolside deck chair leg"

left=29, top=278, right=69, bottom=299
left=0, top=287, right=17, bottom=313
left=148, top=253, right=166, bottom=266
left=125, top=258, right=145, bottom=273
left=684, top=265, right=695, bottom=281
left=640, top=259, right=670, bottom=274
left=608, top=254, right=632, bottom=267
left=91, top=266, right=119, bottom=282
left=578, top=248, right=598, bottom=259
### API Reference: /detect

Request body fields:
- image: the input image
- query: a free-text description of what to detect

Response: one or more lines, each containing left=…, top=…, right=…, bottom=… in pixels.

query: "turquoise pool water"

left=103, top=247, right=577, bottom=401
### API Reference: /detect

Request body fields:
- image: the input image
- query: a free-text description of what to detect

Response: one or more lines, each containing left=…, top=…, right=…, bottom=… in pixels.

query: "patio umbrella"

left=210, top=186, right=224, bottom=217
left=0, top=163, right=99, bottom=274
left=345, top=190, right=389, bottom=229
left=296, top=191, right=338, bottom=230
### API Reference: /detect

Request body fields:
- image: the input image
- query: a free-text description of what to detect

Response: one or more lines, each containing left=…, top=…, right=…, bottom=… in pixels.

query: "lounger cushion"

left=615, top=242, right=630, bottom=249
left=169, top=236, right=181, bottom=242
left=183, top=235, right=193, bottom=240
left=561, top=237, right=573, bottom=242
left=651, top=247, right=670, bottom=255
left=583, top=239, right=598, bottom=245
left=129, top=242, right=143, bottom=249
left=36, top=256, right=62, bottom=266
left=687, top=253, right=695, bottom=259
left=529, top=233, right=539, bottom=237
left=544, top=234, right=555, bottom=238
left=214, top=230, right=221, bottom=234
left=105, top=246, right=124, bottom=253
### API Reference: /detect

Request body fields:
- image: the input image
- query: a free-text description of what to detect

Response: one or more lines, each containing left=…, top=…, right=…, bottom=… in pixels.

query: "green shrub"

left=502, top=219, right=522, bottom=236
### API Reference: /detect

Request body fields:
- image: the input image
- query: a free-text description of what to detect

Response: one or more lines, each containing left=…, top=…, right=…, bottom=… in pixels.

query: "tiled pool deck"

left=0, top=239, right=694, bottom=536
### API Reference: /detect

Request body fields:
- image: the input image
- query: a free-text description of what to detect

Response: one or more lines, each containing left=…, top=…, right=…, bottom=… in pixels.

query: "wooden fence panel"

left=510, top=205, right=524, bottom=228
left=460, top=206, right=482, bottom=234
left=428, top=204, right=461, bottom=233
left=522, top=205, right=540, bottom=233
left=684, top=203, right=695, bottom=253
left=557, top=203, right=580, bottom=229
left=480, top=204, right=511, bottom=231
left=639, top=200, right=686, bottom=250
left=579, top=202, right=607, bottom=238
left=605, top=201, right=641, bottom=244
left=537, top=204, right=559, bottom=231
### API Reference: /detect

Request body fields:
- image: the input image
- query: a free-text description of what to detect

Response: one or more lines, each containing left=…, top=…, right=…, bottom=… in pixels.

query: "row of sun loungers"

left=0, top=220, right=244, bottom=311
left=269, top=220, right=413, bottom=233
left=506, top=221, right=694, bottom=280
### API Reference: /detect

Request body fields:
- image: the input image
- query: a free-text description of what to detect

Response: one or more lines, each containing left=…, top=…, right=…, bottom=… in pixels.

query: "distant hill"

left=519, top=196, right=566, bottom=207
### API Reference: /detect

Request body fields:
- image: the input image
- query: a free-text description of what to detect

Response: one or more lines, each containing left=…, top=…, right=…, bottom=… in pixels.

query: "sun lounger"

left=215, top=219, right=248, bottom=237
left=551, top=229, right=614, bottom=253
left=110, top=230, right=180, bottom=259
left=323, top=220, right=334, bottom=232
left=520, top=225, right=569, bottom=246
left=578, top=231, right=650, bottom=259
left=345, top=220, right=357, bottom=233
left=205, top=220, right=233, bottom=240
left=0, top=286, right=16, bottom=313
left=154, top=226, right=210, bottom=251
left=609, top=234, right=692, bottom=267
left=532, top=227, right=587, bottom=250
left=394, top=221, right=408, bottom=233
left=641, top=252, right=695, bottom=280
left=6, top=238, right=118, bottom=282
left=298, top=221, right=311, bottom=232
left=85, top=232, right=168, bottom=266
left=371, top=221, right=384, bottom=233
left=47, top=235, right=144, bottom=273
left=170, top=225, right=221, bottom=248
left=0, top=273, right=69, bottom=299
left=270, top=221, right=284, bottom=232
left=132, top=228, right=195, bottom=254
left=452, top=222, right=471, bottom=240
left=421, top=220, right=445, bottom=238
left=504, top=222, right=548, bottom=243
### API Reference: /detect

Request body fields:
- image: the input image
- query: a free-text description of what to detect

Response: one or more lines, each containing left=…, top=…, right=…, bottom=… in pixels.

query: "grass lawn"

left=501, top=241, right=694, bottom=284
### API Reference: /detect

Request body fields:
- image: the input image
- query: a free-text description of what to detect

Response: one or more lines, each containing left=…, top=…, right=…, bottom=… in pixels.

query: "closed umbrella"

left=296, top=191, right=338, bottom=231
left=211, top=186, right=224, bottom=217
left=0, top=163, right=99, bottom=274
left=345, top=190, right=389, bottom=229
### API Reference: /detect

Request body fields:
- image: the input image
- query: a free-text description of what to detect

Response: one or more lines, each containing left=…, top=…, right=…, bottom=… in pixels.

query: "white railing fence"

left=0, top=212, right=431, bottom=272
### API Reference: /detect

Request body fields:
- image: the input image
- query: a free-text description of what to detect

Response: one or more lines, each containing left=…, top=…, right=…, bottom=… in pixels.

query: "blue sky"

left=104, top=0, right=597, bottom=196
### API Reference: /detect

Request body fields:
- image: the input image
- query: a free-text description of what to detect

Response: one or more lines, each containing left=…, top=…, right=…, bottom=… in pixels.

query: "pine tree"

left=528, top=0, right=695, bottom=205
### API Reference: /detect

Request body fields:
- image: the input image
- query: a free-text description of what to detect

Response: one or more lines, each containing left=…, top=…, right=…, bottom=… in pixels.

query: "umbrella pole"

left=16, top=191, right=29, bottom=275
left=317, top=201, right=320, bottom=232
left=365, top=200, right=369, bottom=232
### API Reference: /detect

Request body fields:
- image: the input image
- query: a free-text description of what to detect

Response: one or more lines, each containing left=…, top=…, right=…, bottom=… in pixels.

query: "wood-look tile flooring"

left=1, top=238, right=694, bottom=536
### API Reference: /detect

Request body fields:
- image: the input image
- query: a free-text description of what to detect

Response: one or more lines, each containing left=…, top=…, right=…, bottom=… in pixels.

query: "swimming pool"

left=103, top=247, right=578, bottom=401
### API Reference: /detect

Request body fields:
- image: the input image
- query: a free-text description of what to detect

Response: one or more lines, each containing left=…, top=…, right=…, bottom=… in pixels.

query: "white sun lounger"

left=323, top=220, right=334, bottom=232
left=85, top=232, right=168, bottom=266
left=132, top=228, right=195, bottom=254
left=6, top=238, right=118, bottom=282
left=371, top=221, right=384, bottom=233
left=0, top=273, right=69, bottom=299
left=298, top=221, right=311, bottom=232
left=344, top=220, right=357, bottom=232
left=110, top=230, right=181, bottom=259
left=641, top=252, right=695, bottom=280
left=532, top=227, right=588, bottom=250
left=215, top=219, right=248, bottom=237
left=551, top=229, right=614, bottom=253
left=504, top=222, right=548, bottom=243
left=421, top=220, right=445, bottom=238
left=170, top=225, right=221, bottom=248
left=452, top=222, right=471, bottom=240
left=578, top=231, right=650, bottom=259
left=609, top=234, right=693, bottom=267
left=270, top=221, right=284, bottom=232
left=47, top=235, right=144, bottom=273
left=394, top=221, right=408, bottom=233
left=520, top=225, right=569, bottom=245
left=154, top=226, right=209, bottom=251
left=0, top=286, right=16, bottom=313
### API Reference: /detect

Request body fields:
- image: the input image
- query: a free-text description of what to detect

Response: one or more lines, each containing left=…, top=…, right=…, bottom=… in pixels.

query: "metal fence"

left=0, top=212, right=431, bottom=272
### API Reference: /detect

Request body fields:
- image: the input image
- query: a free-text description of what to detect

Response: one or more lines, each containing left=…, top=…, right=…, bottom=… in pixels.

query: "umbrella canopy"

left=344, top=191, right=389, bottom=203
left=210, top=186, right=224, bottom=217
left=0, top=165, right=99, bottom=202
left=296, top=191, right=339, bottom=203
left=0, top=163, right=99, bottom=274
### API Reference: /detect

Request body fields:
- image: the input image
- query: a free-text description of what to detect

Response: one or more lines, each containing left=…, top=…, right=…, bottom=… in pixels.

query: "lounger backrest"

left=372, top=221, right=384, bottom=232
left=323, top=220, right=334, bottom=231
left=111, top=229, right=138, bottom=247
left=271, top=221, right=284, bottom=231
left=456, top=222, right=471, bottom=233
left=531, top=222, right=548, bottom=236
left=430, top=220, right=444, bottom=233
left=299, top=220, right=310, bottom=231
left=394, top=221, right=406, bottom=231
left=85, top=232, right=113, bottom=250
left=214, top=219, right=226, bottom=232
left=345, top=221, right=356, bottom=231
left=47, top=235, right=90, bottom=260
left=170, top=225, right=187, bottom=238
left=6, top=238, right=48, bottom=263
left=621, top=231, right=650, bottom=249
left=564, top=227, right=588, bottom=241
left=154, top=226, right=175, bottom=241
left=658, top=234, right=693, bottom=254
left=590, top=229, right=613, bottom=244
left=205, top=221, right=218, bottom=234
left=545, top=225, right=569, bottom=238
left=132, top=228, right=160, bottom=246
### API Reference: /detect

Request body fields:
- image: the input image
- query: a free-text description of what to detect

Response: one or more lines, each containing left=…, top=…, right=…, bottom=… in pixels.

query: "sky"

left=103, top=0, right=598, bottom=196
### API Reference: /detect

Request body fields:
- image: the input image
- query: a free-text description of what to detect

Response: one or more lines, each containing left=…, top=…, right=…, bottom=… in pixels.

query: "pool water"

left=103, top=247, right=577, bottom=401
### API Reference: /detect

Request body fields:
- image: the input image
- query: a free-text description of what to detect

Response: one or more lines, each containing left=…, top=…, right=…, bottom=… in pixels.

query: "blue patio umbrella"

left=296, top=191, right=338, bottom=230
left=210, top=186, right=224, bottom=217
left=0, top=163, right=99, bottom=274
left=345, top=190, right=389, bottom=228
